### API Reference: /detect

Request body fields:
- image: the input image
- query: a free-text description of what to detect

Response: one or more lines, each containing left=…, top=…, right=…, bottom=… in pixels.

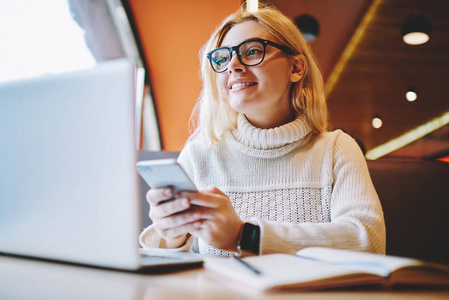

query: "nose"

left=227, top=50, right=245, bottom=73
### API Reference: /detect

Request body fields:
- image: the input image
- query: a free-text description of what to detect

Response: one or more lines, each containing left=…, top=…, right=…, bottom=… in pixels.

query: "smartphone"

left=136, top=159, right=198, bottom=198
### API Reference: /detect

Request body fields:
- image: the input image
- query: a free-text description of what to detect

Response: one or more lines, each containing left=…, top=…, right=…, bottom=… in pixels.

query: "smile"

left=230, top=82, right=257, bottom=90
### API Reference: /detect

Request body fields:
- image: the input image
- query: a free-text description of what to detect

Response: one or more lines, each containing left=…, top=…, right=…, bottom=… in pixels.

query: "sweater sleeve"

left=254, top=133, right=386, bottom=255
left=139, top=225, right=196, bottom=252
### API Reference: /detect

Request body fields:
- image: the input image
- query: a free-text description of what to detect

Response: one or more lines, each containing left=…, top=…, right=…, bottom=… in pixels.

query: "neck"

left=244, top=111, right=296, bottom=129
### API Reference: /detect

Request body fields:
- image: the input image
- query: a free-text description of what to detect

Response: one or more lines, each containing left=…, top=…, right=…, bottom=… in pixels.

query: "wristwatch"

left=237, top=222, right=260, bottom=257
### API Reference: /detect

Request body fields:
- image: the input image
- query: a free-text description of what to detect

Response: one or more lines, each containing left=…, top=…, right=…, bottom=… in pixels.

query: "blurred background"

left=2, top=0, right=448, bottom=161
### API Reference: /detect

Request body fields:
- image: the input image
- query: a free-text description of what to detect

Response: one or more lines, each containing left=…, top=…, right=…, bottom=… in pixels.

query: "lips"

left=230, top=81, right=257, bottom=90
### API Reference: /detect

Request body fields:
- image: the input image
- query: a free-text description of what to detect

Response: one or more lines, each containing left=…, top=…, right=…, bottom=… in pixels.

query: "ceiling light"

left=246, top=0, right=258, bottom=12
left=295, top=14, right=320, bottom=42
left=406, top=89, right=417, bottom=101
left=366, top=111, right=449, bottom=160
left=402, top=15, right=431, bottom=45
left=372, top=116, right=383, bottom=129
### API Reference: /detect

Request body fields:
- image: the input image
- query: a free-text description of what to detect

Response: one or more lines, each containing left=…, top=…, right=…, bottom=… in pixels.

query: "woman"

left=139, top=5, right=386, bottom=256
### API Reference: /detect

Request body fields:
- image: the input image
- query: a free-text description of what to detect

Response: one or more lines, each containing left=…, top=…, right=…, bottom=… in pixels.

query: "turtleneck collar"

left=229, top=113, right=312, bottom=158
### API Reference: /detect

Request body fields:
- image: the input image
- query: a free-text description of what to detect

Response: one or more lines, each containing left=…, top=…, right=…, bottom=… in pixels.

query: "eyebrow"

left=220, top=37, right=265, bottom=48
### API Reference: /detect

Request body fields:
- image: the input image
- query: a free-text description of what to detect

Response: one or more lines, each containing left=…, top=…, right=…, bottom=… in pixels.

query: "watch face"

left=239, top=223, right=260, bottom=254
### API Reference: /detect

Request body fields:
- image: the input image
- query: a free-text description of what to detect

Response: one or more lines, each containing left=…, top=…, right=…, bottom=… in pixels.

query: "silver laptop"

left=0, top=59, right=202, bottom=271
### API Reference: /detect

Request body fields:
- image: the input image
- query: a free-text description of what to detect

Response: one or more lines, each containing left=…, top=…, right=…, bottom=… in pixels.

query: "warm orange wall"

left=129, top=0, right=241, bottom=151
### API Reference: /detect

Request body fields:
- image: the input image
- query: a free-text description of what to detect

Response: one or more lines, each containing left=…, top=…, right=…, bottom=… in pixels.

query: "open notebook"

left=204, top=247, right=449, bottom=292
left=0, top=59, right=202, bottom=271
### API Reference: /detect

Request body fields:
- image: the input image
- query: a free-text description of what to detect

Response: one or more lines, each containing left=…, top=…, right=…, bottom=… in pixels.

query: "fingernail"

left=164, top=188, right=173, bottom=197
left=194, top=221, right=202, bottom=228
left=181, top=198, right=189, bottom=208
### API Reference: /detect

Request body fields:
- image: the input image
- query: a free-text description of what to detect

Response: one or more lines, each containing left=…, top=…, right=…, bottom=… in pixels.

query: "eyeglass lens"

left=210, top=40, right=265, bottom=72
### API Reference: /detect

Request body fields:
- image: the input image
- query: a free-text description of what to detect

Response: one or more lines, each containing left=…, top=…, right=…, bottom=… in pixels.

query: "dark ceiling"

left=270, top=0, right=449, bottom=160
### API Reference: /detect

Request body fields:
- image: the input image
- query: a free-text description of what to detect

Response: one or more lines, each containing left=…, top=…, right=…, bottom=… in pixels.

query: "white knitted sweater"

left=139, top=114, right=386, bottom=255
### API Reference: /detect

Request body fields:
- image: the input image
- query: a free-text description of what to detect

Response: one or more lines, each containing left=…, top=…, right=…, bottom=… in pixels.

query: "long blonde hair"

left=190, top=5, right=328, bottom=146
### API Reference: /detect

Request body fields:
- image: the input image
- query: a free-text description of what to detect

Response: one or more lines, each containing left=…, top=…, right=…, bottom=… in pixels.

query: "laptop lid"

left=0, top=59, right=144, bottom=270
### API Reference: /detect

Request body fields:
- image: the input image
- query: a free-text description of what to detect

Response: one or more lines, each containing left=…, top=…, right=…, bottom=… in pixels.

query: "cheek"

left=261, top=60, right=292, bottom=89
left=217, top=74, right=229, bottom=94
left=261, top=68, right=291, bottom=94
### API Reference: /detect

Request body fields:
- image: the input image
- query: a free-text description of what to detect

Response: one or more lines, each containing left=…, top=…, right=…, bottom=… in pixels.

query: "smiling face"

left=217, top=21, right=298, bottom=129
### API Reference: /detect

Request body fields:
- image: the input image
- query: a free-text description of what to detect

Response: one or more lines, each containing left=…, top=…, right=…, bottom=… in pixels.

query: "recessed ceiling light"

left=372, top=116, right=383, bottom=129
left=402, top=15, right=431, bottom=45
left=406, top=89, right=417, bottom=101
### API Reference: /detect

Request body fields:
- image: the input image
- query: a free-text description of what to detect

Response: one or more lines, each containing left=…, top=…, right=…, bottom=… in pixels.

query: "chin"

left=228, top=97, right=257, bottom=114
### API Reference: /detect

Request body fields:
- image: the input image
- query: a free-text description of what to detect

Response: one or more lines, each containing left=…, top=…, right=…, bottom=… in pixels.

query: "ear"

left=290, top=55, right=306, bottom=83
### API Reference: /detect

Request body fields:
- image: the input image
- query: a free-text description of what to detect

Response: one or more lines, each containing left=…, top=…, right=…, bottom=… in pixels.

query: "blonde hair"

left=190, top=5, right=328, bottom=146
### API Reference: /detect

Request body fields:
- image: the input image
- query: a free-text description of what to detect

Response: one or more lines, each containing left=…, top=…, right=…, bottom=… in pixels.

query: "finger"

left=160, top=221, right=202, bottom=240
left=156, top=209, right=203, bottom=230
left=146, top=187, right=173, bottom=205
left=202, top=186, right=227, bottom=197
left=187, top=206, right=216, bottom=220
left=179, top=186, right=225, bottom=197
left=150, top=197, right=190, bottom=219
left=177, top=191, right=222, bottom=208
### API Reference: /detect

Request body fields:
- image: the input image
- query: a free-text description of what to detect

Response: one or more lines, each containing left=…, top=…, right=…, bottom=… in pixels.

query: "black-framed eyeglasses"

left=206, top=38, right=297, bottom=73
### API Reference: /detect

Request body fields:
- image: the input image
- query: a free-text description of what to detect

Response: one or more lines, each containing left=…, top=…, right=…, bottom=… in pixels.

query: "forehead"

left=221, top=20, right=273, bottom=47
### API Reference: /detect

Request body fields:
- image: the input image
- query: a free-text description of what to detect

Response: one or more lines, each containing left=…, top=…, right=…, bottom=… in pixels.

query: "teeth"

left=231, top=82, right=255, bottom=89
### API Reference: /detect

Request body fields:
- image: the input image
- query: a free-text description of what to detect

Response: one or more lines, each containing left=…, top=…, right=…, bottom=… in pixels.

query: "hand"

left=179, top=187, right=244, bottom=252
left=146, top=187, right=202, bottom=248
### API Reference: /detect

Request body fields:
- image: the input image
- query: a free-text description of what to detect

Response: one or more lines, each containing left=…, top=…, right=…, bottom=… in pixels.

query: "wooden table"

left=1, top=255, right=448, bottom=300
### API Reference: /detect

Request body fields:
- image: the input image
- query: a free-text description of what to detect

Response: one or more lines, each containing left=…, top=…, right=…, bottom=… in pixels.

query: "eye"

left=240, top=41, right=264, bottom=60
left=246, top=47, right=263, bottom=57
left=212, top=56, right=229, bottom=67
